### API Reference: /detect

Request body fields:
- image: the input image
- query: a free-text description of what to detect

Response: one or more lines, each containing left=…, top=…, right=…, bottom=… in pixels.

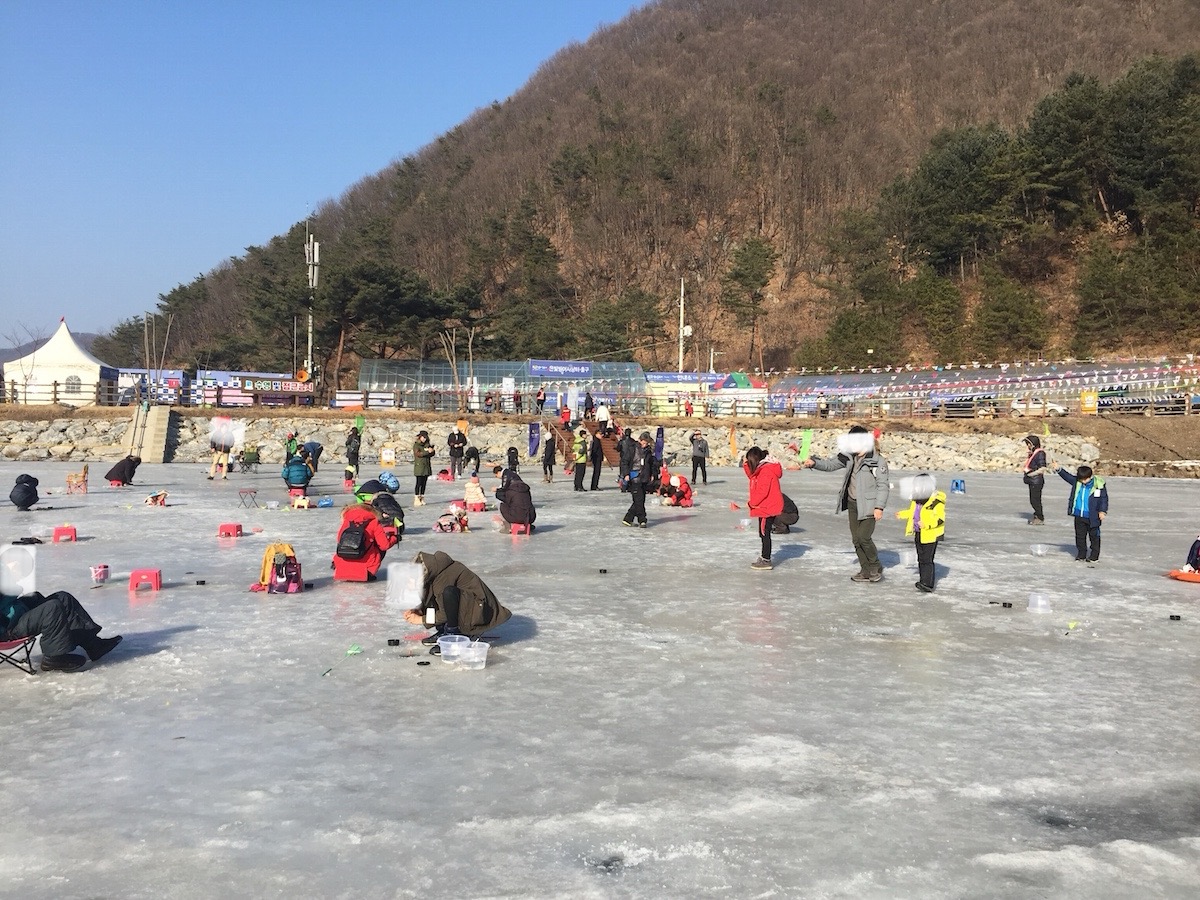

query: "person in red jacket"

left=661, top=474, right=694, bottom=507
left=743, top=446, right=784, bottom=570
left=333, top=503, right=400, bottom=582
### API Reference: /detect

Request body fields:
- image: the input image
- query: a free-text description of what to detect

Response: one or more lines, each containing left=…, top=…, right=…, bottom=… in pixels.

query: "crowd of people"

left=2, top=402, right=1147, bottom=674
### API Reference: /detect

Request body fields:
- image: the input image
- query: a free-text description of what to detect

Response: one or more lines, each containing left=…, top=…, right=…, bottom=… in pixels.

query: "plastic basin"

left=437, top=634, right=470, bottom=663
left=1028, top=592, right=1051, bottom=613
left=1030, top=544, right=1049, bottom=556
left=458, top=641, right=489, bottom=670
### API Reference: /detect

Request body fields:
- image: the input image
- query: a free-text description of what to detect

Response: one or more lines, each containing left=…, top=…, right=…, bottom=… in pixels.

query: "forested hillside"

left=92, top=0, right=1200, bottom=382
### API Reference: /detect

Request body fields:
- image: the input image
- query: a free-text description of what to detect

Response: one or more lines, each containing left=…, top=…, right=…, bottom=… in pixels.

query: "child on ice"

left=1053, top=463, right=1108, bottom=562
left=895, top=473, right=946, bottom=593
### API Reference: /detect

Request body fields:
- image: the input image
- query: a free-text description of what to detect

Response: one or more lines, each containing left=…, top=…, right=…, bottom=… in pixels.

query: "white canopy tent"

left=2, top=319, right=119, bottom=406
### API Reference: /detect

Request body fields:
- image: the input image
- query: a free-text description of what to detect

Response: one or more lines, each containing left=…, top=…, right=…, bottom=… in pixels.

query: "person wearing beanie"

left=802, top=425, right=890, bottom=582
left=1021, top=435, right=1048, bottom=525
left=9, top=474, right=40, bottom=511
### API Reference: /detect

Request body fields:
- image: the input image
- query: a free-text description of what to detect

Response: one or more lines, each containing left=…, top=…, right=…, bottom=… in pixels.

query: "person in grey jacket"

left=690, top=431, right=709, bottom=485
left=803, top=425, right=890, bottom=582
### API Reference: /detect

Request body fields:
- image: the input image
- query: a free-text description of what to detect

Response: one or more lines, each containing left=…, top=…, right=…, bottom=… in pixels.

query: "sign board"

left=230, top=377, right=315, bottom=394
left=380, top=443, right=397, bottom=467
left=529, top=359, right=592, bottom=378
left=1080, top=390, right=1098, bottom=415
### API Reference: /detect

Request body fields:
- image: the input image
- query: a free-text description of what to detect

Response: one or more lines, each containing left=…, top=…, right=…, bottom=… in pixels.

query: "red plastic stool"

left=510, top=523, right=531, bottom=535
left=129, top=569, right=162, bottom=591
left=52, top=526, right=77, bottom=543
left=343, top=478, right=355, bottom=492
left=288, top=487, right=306, bottom=498
left=109, top=480, right=124, bottom=488
left=217, top=523, right=243, bottom=537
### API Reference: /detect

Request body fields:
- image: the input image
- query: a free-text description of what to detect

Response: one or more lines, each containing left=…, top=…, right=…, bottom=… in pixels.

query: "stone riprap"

left=0, top=414, right=1102, bottom=473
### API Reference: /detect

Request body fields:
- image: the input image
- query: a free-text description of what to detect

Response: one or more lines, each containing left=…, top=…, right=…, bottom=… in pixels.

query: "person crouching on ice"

left=895, top=473, right=946, bottom=593
left=333, top=503, right=399, bottom=582
left=404, top=551, right=511, bottom=654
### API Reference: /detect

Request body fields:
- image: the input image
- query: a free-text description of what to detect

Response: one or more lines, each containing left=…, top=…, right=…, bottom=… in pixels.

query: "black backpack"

left=336, top=521, right=369, bottom=560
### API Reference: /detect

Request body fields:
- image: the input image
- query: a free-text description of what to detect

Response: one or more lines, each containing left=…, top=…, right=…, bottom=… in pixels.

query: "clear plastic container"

left=458, top=641, right=490, bottom=670
left=1030, top=544, right=1049, bottom=557
left=437, top=634, right=470, bottom=663
left=1028, top=592, right=1051, bottom=613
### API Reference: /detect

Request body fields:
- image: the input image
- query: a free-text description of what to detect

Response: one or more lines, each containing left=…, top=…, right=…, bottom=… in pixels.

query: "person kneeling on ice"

left=404, top=551, right=511, bottom=653
left=333, top=503, right=399, bottom=582
left=660, top=474, right=693, bottom=508
left=1, top=586, right=122, bottom=672
left=104, top=455, right=141, bottom=486
left=9, top=474, right=40, bottom=511
left=895, top=473, right=946, bottom=593
left=370, top=491, right=406, bottom=537
left=743, top=446, right=783, bottom=570
left=493, top=465, right=536, bottom=533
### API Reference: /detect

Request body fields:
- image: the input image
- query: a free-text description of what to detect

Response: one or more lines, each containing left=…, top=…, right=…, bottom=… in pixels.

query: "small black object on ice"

left=1002, top=602, right=1013, bottom=608
left=304, top=582, right=314, bottom=589
left=417, top=660, right=431, bottom=666
left=599, top=569, right=607, bottom=574
left=1170, top=615, right=1181, bottom=621
left=195, top=580, right=206, bottom=585
left=387, top=638, right=400, bottom=646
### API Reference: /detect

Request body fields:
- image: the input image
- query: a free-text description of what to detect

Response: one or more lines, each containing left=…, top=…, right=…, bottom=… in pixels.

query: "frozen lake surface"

left=2, top=459, right=1198, bottom=898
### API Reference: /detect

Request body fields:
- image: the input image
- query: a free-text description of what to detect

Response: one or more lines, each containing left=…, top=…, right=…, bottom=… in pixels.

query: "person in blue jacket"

left=281, top=455, right=312, bottom=494
left=1053, top=462, right=1108, bottom=562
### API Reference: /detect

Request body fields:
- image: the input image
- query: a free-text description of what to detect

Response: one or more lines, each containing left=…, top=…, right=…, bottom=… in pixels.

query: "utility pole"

left=304, top=223, right=320, bottom=379
left=677, top=278, right=685, bottom=373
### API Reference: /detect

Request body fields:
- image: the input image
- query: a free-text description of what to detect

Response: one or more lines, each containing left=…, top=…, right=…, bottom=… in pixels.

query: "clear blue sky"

left=0, top=0, right=643, bottom=342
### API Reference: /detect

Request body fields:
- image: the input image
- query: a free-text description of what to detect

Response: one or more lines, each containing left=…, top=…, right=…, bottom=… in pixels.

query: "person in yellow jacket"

left=895, top=473, right=946, bottom=593
left=572, top=428, right=589, bottom=492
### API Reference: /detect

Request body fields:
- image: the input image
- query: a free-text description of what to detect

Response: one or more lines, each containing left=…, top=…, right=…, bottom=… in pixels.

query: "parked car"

left=931, top=394, right=998, bottom=419
left=1010, top=397, right=1068, bottom=417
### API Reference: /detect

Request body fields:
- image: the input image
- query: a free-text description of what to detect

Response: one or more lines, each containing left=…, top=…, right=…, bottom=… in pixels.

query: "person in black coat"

left=541, top=434, right=557, bottom=483
left=493, top=465, right=536, bottom=533
left=588, top=429, right=605, bottom=490
left=447, top=426, right=467, bottom=479
left=104, top=455, right=141, bottom=486
left=462, top=445, right=481, bottom=477
left=771, top=493, right=800, bottom=533
left=622, top=432, right=654, bottom=527
left=617, top=428, right=637, bottom=492
left=345, top=425, right=362, bottom=476
left=9, top=474, right=39, bottom=511
left=1, top=585, right=122, bottom=672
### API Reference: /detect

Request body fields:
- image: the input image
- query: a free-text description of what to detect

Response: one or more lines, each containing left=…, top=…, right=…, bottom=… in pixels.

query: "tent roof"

left=7, top=319, right=117, bottom=374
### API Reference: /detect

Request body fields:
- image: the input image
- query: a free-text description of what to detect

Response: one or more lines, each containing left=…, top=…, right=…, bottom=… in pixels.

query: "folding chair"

left=66, top=464, right=89, bottom=494
left=238, top=489, right=259, bottom=508
left=0, top=635, right=38, bottom=675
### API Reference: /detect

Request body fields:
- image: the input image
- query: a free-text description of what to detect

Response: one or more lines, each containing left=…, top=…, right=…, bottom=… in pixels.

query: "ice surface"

left=2, top=461, right=1199, bottom=898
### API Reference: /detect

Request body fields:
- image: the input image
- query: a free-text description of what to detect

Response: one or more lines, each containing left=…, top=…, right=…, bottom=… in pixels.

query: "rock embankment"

left=2, top=414, right=1105, bottom=474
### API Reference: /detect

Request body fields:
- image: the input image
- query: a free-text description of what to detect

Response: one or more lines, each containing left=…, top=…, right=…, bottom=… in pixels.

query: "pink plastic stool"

left=343, top=478, right=355, bottom=492
left=52, top=526, right=77, bottom=543
left=129, top=568, right=162, bottom=591
left=510, top=523, right=531, bottom=535
left=109, top=480, right=124, bottom=488
left=217, top=523, right=243, bottom=537
left=288, top=487, right=306, bottom=498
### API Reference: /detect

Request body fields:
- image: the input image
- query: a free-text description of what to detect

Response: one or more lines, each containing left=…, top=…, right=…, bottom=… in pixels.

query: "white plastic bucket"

left=90, top=564, right=110, bottom=584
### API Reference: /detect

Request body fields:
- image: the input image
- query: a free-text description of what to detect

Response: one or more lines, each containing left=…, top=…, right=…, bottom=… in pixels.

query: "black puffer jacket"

left=104, top=456, right=141, bottom=485
left=495, top=470, right=536, bottom=525
left=371, top=493, right=406, bottom=536
left=9, top=474, right=38, bottom=511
